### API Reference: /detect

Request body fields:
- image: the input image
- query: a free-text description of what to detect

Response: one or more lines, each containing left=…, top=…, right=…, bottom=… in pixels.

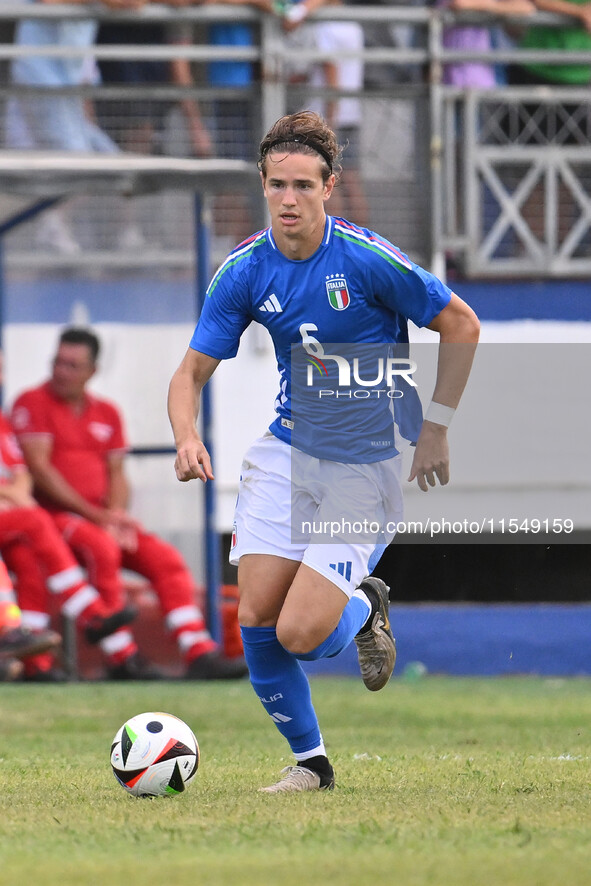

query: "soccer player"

left=11, top=328, right=248, bottom=682
left=168, top=111, right=480, bottom=792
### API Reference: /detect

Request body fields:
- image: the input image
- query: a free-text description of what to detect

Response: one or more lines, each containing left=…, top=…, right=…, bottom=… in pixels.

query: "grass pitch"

left=1, top=676, right=590, bottom=886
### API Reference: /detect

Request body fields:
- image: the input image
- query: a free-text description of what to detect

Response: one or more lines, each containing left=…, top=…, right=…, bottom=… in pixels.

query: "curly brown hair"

left=258, top=111, right=343, bottom=183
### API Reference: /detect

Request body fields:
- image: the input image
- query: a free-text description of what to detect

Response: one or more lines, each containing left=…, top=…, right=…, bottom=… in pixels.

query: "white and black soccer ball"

left=110, top=711, right=199, bottom=797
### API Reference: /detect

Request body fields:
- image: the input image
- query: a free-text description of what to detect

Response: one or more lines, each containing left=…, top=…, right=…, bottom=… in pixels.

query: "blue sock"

left=240, top=624, right=324, bottom=757
left=295, top=592, right=371, bottom=662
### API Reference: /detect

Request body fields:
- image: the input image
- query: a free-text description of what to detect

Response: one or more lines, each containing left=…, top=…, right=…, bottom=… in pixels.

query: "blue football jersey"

left=190, top=216, right=452, bottom=463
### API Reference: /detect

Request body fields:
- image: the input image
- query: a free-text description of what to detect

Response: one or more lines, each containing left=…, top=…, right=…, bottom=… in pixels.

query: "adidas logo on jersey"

left=259, top=293, right=283, bottom=313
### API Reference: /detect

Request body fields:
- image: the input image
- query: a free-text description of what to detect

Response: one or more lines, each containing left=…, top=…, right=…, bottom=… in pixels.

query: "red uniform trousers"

left=0, top=506, right=106, bottom=629
left=53, top=512, right=216, bottom=663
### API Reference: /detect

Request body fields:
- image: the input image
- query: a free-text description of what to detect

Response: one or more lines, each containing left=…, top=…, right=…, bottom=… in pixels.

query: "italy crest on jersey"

left=326, top=275, right=350, bottom=311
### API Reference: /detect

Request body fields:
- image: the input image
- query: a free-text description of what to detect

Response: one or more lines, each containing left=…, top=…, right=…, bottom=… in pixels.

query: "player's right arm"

left=168, top=348, right=220, bottom=483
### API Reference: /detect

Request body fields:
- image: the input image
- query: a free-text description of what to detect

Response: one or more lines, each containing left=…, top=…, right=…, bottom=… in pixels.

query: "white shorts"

left=230, top=433, right=403, bottom=597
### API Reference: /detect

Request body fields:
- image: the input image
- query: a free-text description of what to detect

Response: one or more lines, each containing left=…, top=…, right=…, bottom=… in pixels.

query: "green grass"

left=1, top=677, right=590, bottom=886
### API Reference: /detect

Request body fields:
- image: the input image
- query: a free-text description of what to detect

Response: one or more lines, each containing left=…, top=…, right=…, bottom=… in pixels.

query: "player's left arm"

left=408, top=292, right=480, bottom=491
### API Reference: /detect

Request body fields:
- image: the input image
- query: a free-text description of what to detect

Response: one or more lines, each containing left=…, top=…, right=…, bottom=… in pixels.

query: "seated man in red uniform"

left=11, top=326, right=247, bottom=681
left=0, top=355, right=135, bottom=681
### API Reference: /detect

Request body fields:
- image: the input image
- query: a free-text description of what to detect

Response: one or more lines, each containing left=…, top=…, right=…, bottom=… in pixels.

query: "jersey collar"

left=266, top=215, right=334, bottom=254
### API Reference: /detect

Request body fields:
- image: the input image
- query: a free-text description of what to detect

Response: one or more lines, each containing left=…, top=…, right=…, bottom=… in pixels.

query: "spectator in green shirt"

left=510, top=0, right=591, bottom=85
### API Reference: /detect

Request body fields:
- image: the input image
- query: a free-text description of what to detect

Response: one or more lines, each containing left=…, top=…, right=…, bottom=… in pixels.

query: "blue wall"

left=303, top=604, right=591, bottom=678
left=456, top=280, right=591, bottom=322
left=5, top=276, right=591, bottom=324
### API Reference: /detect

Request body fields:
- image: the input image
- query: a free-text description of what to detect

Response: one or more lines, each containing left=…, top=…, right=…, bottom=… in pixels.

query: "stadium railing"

left=1, top=4, right=590, bottom=277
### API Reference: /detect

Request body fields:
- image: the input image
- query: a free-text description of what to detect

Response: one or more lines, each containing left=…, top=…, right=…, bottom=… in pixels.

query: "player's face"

left=261, top=151, right=335, bottom=257
left=51, top=343, right=96, bottom=402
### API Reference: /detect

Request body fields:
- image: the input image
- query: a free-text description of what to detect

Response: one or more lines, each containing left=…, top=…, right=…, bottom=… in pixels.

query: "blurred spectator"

left=505, top=0, right=591, bottom=247
left=441, top=0, right=535, bottom=88
left=3, top=0, right=138, bottom=254
left=438, top=0, right=535, bottom=266
left=168, top=31, right=214, bottom=159
left=284, top=0, right=369, bottom=225
left=96, top=22, right=170, bottom=155
left=5, top=0, right=125, bottom=153
left=509, top=0, right=591, bottom=87
left=95, top=18, right=213, bottom=251
left=164, top=0, right=272, bottom=248
left=202, top=0, right=271, bottom=159
left=11, top=327, right=249, bottom=682
left=345, top=0, right=425, bottom=88
left=96, top=21, right=212, bottom=158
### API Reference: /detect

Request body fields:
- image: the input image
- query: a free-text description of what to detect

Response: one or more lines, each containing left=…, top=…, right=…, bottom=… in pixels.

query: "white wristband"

left=425, top=401, right=455, bottom=428
left=285, top=3, right=308, bottom=24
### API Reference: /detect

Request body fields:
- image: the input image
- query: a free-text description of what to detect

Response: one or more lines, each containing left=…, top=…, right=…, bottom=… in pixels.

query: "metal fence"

left=439, top=87, right=591, bottom=277
left=1, top=3, right=591, bottom=278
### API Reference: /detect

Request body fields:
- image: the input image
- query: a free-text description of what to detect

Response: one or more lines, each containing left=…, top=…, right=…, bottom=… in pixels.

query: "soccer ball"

left=110, top=711, right=199, bottom=798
